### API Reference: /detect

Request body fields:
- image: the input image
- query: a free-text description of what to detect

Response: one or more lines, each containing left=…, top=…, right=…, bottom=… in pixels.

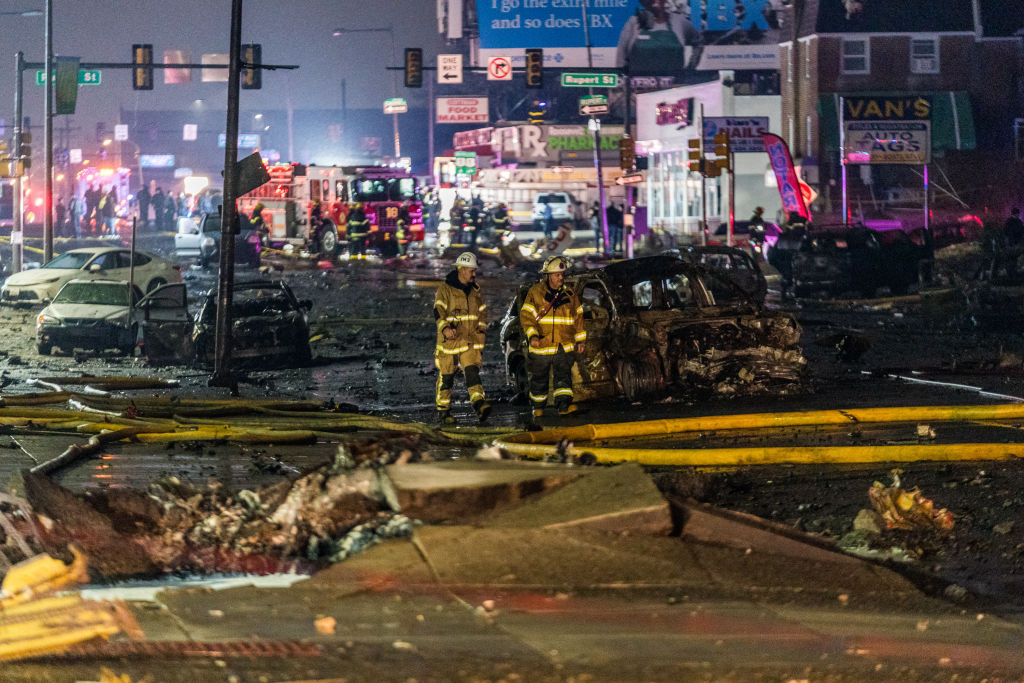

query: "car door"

left=574, top=279, right=617, bottom=399
left=136, top=283, right=192, bottom=363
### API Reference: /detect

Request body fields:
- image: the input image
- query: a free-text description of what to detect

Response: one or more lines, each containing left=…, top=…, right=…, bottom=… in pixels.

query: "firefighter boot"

left=437, top=410, right=456, bottom=426
left=556, top=399, right=578, bottom=416
left=473, top=400, right=492, bottom=424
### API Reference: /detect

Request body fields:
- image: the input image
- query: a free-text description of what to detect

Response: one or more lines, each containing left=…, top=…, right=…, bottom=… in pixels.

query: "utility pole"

left=12, top=52, right=24, bottom=274
left=581, top=3, right=610, bottom=255
left=43, top=0, right=54, bottom=263
left=210, top=0, right=245, bottom=391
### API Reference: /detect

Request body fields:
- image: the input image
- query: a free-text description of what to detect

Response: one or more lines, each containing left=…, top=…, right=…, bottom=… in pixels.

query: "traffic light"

left=712, top=131, right=731, bottom=172
left=19, top=131, right=31, bottom=170
left=241, top=43, right=262, bottom=89
left=131, top=44, right=153, bottom=90
left=619, top=137, right=635, bottom=171
left=525, top=48, right=543, bottom=89
left=687, top=138, right=702, bottom=173
left=404, top=48, right=423, bottom=88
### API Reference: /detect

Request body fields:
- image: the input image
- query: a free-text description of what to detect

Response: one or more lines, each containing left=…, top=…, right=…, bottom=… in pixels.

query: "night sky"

left=0, top=1, right=445, bottom=149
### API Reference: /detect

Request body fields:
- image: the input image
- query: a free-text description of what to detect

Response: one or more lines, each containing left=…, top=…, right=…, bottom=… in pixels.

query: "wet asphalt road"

left=4, top=234, right=1024, bottom=619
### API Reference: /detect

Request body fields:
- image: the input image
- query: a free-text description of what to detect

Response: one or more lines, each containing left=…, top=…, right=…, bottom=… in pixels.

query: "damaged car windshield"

left=53, top=282, right=131, bottom=306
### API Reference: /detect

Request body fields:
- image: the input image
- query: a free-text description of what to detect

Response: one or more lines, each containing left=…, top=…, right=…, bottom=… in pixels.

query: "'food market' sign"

left=436, top=97, right=489, bottom=124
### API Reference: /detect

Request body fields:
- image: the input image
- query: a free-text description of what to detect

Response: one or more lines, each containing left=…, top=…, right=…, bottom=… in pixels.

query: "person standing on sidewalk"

left=433, top=252, right=492, bottom=425
left=520, top=256, right=586, bottom=419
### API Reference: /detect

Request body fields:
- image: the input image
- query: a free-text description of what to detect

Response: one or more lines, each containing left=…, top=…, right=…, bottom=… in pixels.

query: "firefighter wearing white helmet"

left=433, top=252, right=491, bottom=425
left=519, top=256, right=585, bottom=419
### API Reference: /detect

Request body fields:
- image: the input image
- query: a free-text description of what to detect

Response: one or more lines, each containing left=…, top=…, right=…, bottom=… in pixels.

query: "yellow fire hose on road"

left=496, top=403, right=1024, bottom=466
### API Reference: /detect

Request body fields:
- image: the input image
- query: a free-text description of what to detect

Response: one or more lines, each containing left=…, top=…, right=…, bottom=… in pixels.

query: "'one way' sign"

left=438, top=54, right=463, bottom=85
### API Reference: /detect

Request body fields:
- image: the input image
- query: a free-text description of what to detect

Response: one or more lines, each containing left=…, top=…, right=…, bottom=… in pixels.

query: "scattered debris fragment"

left=867, top=473, right=954, bottom=532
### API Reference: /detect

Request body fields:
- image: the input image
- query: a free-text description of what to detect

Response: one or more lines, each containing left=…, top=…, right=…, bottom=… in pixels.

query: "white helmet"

left=455, top=252, right=478, bottom=269
left=541, top=256, right=569, bottom=274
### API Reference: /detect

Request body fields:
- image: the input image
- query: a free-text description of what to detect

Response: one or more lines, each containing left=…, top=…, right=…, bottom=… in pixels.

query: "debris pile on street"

left=20, top=438, right=431, bottom=578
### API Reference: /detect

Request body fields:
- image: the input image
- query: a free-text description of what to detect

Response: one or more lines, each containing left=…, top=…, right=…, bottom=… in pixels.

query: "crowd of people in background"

left=55, top=179, right=201, bottom=238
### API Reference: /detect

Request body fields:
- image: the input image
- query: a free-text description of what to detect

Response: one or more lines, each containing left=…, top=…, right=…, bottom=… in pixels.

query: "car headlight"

left=201, top=236, right=216, bottom=248
left=37, top=313, right=59, bottom=326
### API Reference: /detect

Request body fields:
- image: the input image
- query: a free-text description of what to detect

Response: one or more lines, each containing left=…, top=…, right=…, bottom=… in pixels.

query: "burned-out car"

left=674, top=245, right=768, bottom=305
left=769, top=224, right=931, bottom=298
left=192, top=280, right=313, bottom=368
left=499, top=255, right=805, bottom=403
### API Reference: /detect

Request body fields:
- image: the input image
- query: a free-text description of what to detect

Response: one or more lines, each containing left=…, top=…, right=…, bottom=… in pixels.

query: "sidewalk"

left=7, top=461, right=1023, bottom=680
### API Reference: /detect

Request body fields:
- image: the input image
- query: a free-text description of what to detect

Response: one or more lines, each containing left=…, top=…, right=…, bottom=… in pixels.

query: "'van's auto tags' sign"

left=843, top=96, right=931, bottom=165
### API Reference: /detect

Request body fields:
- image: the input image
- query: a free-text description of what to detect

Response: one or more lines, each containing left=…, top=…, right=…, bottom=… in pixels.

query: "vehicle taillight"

left=173, top=265, right=181, bottom=272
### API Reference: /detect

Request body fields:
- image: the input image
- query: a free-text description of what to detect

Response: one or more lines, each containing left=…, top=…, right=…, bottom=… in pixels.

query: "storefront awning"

left=818, top=91, right=976, bottom=153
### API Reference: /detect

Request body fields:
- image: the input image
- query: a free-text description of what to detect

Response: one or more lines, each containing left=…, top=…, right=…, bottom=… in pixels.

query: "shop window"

left=910, top=37, right=939, bottom=74
left=841, top=38, right=869, bottom=75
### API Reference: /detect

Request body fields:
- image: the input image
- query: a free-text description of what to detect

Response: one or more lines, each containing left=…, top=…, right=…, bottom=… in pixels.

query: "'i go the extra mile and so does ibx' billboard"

left=476, top=0, right=784, bottom=77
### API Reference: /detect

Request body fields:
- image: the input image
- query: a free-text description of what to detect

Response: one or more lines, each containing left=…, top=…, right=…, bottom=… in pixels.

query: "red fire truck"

left=237, top=163, right=424, bottom=254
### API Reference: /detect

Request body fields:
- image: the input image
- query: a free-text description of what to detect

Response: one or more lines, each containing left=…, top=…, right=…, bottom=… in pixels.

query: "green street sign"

left=35, top=69, right=102, bottom=86
left=579, top=94, right=608, bottom=107
left=561, top=73, right=618, bottom=88
left=454, top=150, right=477, bottom=175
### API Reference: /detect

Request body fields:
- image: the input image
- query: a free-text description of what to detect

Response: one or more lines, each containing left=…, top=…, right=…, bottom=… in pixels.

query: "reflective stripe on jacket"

left=519, top=281, right=585, bottom=355
left=434, top=269, right=486, bottom=355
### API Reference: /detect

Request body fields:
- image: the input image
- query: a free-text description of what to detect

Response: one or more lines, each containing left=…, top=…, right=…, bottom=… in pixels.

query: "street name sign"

left=438, top=54, right=463, bottom=84
left=35, top=69, right=101, bottom=86
left=561, top=73, right=618, bottom=88
left=383, top=98, right=408, bottom=114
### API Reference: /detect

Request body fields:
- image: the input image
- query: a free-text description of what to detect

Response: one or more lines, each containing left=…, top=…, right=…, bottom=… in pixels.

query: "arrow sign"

left=615, top=173, right=644, bottom=185
left=438, top=54, right=463, bottom=84
left=580, top=104, right=609, bottom=116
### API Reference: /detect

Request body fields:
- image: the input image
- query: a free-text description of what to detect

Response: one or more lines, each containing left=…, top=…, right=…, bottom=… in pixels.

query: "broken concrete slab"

left=385, top=460, right=582, bottom=523
left=483, top=462, right=671, bottom=534
left=677, top=499, right=865, bottom=565
left=412, top=526, right=712, bottom=590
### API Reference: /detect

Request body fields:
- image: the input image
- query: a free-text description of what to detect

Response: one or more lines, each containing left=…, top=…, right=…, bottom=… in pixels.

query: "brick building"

left=780, top=0, right=1024, bottom=219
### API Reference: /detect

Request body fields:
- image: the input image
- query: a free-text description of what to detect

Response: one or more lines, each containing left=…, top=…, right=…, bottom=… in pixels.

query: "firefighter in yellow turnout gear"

left=434, top=252, right=492, bottom=425
left=519, top=256, right=586, bottom=418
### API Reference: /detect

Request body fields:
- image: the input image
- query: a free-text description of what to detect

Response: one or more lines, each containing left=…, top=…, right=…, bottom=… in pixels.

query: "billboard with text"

left=474, top=0, right=782, bottom=73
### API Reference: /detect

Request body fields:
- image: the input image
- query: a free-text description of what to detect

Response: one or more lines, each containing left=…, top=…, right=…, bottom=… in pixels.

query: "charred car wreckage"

left=193, top=280, right=313, bottom=367
left=769, top=224, right=932, bottom=298
left=500, top=255, right=806, bottom=403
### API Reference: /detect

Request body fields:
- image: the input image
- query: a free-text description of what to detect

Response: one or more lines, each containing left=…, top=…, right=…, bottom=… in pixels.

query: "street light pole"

left=43, top=0, right=54, bottom=263
left=333, top=27, right=400, bottom=159
left=12, top=51, right=24, bottom=274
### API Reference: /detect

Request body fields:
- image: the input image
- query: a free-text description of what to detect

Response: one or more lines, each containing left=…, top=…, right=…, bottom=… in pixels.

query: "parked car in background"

left=1, top=247, right=181, bottom=305
left=173, top=211, right=261, bottom=268
left=531, top=192, right=576, bottom=227
left=499, top=255, right=805, bottom=404
left=35, top=278, right=191, bottom=359
left=192, top=280, right=312, bottom=368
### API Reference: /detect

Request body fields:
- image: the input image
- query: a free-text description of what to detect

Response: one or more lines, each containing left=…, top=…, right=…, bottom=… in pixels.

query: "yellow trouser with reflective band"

left=434, top=347, right=485, bottom=411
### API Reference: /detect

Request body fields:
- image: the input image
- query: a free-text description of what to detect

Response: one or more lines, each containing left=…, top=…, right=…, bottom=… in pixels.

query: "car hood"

left=5, top=269, right=75, bottom=287
left=43, top=302, right=129, bottom=321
